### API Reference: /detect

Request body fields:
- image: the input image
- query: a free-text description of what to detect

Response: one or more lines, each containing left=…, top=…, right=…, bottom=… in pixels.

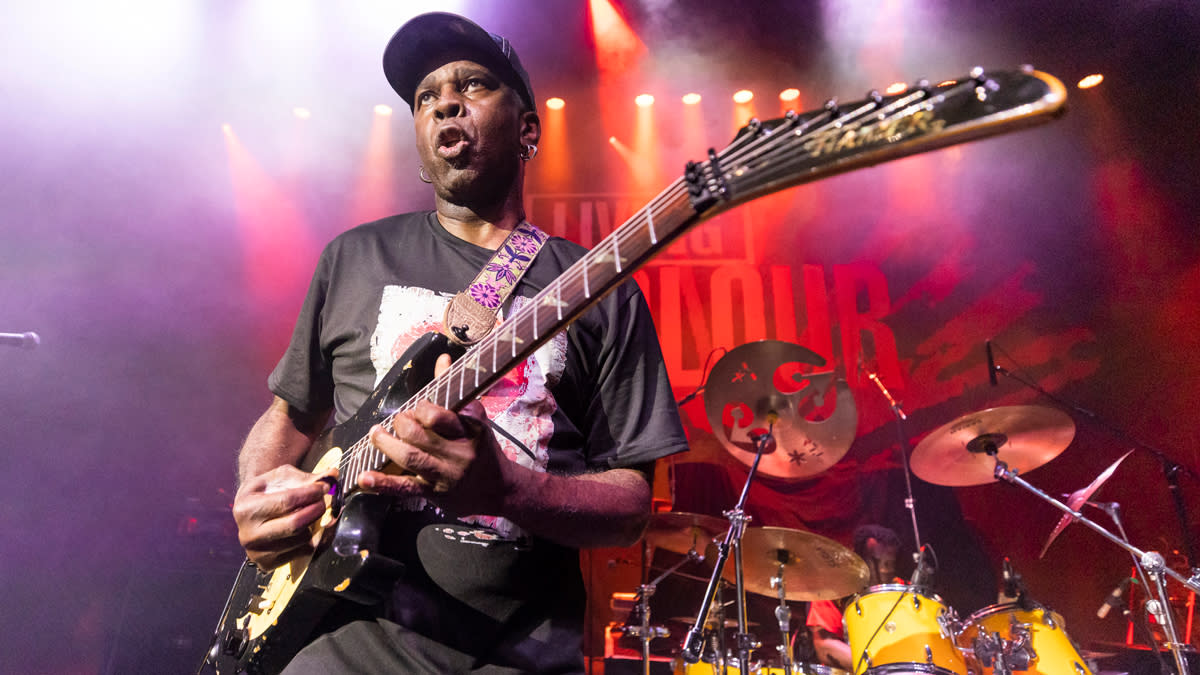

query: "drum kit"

left=611, top=340, right=1200, bottom=675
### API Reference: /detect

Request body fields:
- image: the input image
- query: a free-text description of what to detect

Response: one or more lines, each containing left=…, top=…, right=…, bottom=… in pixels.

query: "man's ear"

left=519, top=110, right=541, bottom=146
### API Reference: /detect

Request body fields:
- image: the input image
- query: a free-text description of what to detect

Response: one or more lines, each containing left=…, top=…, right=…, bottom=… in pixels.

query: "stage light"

left=546, top=97, right=566, bottom=110
left=374, top=104, right=392, bottom=116
left=293, top=107, right=311, bottom=120
left=1078, top=74, right=1103, bottom=89
left=884, top=82, right=907, bottom=95
left=733, top=90, right=754, bottom=104
left=609, top=136, right=617, bottom=144
left=221, top=123, right=233, bottom=135
left=682, top=92, right=702, bottom=105
left=779, top=88, right=800, bottom=102
left=635, top=94, right=655, bottom=107
left=937, top=80, right=957, bottom=87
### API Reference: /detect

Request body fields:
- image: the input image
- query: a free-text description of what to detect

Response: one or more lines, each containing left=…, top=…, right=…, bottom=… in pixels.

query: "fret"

left=556, top=282, right=563, bottom=320
left=612, top=236, right=622, bottom=273
left=582, top=257, right=590, bottom=298
left=510, top=326, right=517, bottom=358
left=647, top=207, right=657, bottom=245
left=533, top=297, right=539, bottom=341
left=491, top=335, right=497, bottom=375
left=457, top=366, right=463, bottom=402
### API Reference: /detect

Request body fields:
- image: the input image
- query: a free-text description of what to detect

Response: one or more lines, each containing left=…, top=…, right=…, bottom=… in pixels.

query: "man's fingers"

left=238, top=498, right=327, bottom=550
left=358, top=470, right=430, bottom=496
left=433, top=352, right=453, bottom=378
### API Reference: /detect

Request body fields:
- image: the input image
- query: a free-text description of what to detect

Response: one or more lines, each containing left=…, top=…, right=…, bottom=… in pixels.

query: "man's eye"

left=416, top=91, right=435, bottom=106
left=463, top=78, right=487, bottom=91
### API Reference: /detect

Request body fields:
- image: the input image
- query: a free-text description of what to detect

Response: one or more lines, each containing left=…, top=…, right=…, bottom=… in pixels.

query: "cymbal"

left=911, top=406, right=1075, bottom=486
left=1039, top=449, right=1133, bottom=558
left=644, top=511, right=728, bottom=555
left=703, top=340, right=858, bottom=479
left=734, top=526, right=868, bottom=601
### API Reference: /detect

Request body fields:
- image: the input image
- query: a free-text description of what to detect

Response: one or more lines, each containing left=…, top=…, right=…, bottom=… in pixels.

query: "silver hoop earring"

left=418, top=166, right=433, bottom=183
left=520, top=144, right=538, bottom=161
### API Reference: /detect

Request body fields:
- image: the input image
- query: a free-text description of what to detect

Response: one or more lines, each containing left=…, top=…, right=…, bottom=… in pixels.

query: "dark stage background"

left=2, top=1, right=1199, bottom=672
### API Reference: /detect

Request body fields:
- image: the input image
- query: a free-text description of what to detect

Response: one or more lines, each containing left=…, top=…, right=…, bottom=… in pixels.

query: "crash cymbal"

left=644, top=511, right=728, bottom=555
left=734, top=526, right=868, bottom=601
left=911, top=406, right=1075, bottom=487
left=703, top=340, right=857, bottom=479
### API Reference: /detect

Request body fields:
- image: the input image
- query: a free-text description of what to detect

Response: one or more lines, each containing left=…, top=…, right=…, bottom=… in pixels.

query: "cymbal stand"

left=680, top=425, right=774, bottom=674
left=770, top=560, right=794, bottom=675
left=989, top=340, right=1199, bottom=571
left=628, top=548, right=705, bottom=675
left=865, top=368, right=923, bottom=557
left=990, top=451, right=1196, bottom=674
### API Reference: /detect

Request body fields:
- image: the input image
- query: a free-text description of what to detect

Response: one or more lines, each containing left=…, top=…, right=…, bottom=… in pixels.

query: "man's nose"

left=434, top=90, right=464, bottom=119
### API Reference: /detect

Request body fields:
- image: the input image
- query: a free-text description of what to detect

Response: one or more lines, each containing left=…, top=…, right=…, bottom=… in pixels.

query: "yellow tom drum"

left=843, top=584, right=968, bottom=675
left=676, top=662, right=848, bottom=675
left=956, top=603, right=1093, bottom=675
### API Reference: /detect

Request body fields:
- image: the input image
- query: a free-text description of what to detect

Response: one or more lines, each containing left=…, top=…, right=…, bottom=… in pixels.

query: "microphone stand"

left=865, top=368, right=923, bottom=558
left=988, top=450, right=1194, bottom=674
left=680, top=423, right=774, bottom=674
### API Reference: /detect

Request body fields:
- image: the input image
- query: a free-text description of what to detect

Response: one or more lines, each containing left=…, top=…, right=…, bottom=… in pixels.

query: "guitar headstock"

left=685, top=67, right=1067, bottom=216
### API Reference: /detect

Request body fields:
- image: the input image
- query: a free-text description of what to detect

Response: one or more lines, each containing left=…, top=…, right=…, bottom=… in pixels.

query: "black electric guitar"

left=203, top=68, right=1066, bottom=674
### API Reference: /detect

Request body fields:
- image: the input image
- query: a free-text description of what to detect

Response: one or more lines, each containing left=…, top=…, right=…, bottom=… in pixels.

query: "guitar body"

left=208, top=332, right=462, bottom=675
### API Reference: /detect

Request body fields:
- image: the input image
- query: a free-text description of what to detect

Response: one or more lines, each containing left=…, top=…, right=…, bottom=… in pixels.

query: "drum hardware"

left=863, top=363, right=925, bottom=567
left=969, top=437, right=1195, bottom=672
left=679, top=423, right=772, bottom=675
left=986, top=340, right=1200, bottom=584
left=622, top=542, right=715, bottom=675
left=684, top=340, right=862, bottom=674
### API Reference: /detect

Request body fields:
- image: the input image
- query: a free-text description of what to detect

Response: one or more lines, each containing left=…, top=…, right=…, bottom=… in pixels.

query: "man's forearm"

left=498, top=465, right=653, bottom=549
left=236, top=396, right=328, bottom=486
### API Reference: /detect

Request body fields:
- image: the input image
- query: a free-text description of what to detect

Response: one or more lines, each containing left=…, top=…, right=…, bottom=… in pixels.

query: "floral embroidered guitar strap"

left=442, top=221, right=550, bottom=346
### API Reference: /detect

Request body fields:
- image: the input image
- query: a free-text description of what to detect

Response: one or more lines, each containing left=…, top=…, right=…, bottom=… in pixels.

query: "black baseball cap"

left=382, top=12, right=536, bottom=113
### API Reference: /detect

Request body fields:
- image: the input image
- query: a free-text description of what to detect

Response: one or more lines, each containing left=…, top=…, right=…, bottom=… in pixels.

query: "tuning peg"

left=867, top=89, right=883, bottom=105
left=824, top=98, right=839, bottom=116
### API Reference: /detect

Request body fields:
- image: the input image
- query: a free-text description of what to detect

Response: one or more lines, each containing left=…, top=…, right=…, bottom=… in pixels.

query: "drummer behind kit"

left=631, top=372, right=1116, bottom=675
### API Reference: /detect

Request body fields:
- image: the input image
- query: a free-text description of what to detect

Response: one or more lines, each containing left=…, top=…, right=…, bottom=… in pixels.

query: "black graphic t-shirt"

left=269, top=211, right=689, bottom=672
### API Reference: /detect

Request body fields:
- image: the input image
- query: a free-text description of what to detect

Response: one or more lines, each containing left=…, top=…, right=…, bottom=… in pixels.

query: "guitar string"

left=336, top=80, right=986, bottom=481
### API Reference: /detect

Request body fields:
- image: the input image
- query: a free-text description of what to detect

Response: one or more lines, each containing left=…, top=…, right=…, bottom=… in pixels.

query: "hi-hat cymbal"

left=734, top=526, right=868, bottom=601
left=644, top=511, right=728, bottom=555
left=911, top=406, right=1075, bottom=486
left=703, top=340, right=858, bottom=479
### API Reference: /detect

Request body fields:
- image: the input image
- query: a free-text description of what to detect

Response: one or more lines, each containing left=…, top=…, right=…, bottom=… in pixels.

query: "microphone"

left=1097, top=577, right=1134, bottom=619
left=0, top=332, right=40, bottom=349
left=985, top=340, right=998, bottom=387
left=1001, top=558, right=1017, bottom=597
left=909, top=545, right=929, bottom=587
